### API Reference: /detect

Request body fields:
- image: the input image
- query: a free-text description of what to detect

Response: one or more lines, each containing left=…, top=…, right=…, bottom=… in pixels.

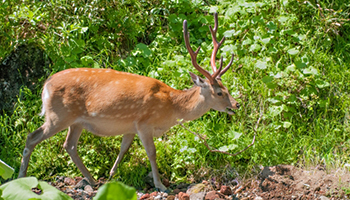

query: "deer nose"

left=236, top=103, right=240, bottom=109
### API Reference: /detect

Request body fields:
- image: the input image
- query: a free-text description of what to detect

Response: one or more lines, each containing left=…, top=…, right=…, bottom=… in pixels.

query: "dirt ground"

left=49, top=165, right=350, bottom=200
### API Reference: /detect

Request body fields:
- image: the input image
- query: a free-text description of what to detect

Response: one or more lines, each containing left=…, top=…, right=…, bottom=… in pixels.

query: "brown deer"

left=18, top=12, right=240, bottom=192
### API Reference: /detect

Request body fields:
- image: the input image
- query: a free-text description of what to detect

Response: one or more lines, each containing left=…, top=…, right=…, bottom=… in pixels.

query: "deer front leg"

left=137, top=126, right=167, bottom=192
left=64, top=124, right=95, bottom=186
left=109, top=133, right=135, bottom=180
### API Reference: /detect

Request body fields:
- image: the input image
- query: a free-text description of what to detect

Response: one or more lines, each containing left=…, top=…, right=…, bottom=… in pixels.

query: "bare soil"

left=49, top=165, right=350, bottom=200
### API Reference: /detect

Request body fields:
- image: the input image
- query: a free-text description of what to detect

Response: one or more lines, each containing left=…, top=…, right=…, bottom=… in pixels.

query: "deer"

left=18, top=12, right=240, bottom=192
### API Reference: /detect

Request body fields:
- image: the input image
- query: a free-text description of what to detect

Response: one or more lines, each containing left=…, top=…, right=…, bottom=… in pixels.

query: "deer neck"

left=171, top=86, right=211, bottom=122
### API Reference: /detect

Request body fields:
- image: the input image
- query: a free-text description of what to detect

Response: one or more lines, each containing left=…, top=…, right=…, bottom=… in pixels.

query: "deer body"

left=18, top=13, right=240, bottom=192
left=42, top=68, right=214, bottom=137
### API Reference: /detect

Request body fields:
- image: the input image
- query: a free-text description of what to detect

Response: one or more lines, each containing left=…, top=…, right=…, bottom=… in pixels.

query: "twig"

left=179, top=104, right=264, bottom=156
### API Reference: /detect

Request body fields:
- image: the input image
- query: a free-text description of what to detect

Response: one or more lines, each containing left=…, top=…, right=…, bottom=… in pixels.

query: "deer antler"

left=183, top=13, right=236, bottom=83
left=209, top=13, right=234, bottom=79
left=183, top=20, right=214, bottom=83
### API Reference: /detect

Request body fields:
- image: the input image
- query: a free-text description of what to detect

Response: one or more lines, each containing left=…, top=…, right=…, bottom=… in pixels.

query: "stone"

left=173, top=188, right=181, bottom=194
left=220, top=185, right=232, bottom=195
left=186, top=183, right=206, bottom=195
left=84, top=185, right=94, bottom=194
left=74, top=178, right=90, bottom=189
left=319, top=196, right=330, bottom=200
left=205, top=191, right=225, bottom=200
left=140, top=193, right=150, bottom=200
left=167, top=195, right=175, bottom=200
left=150, top=191, right=158, bottom=197
left=64, top=177, right=76, bottom=186
left=178, top=192, right=190, bottom=200
left=254, top=196, right=264, bottom=200
left=189, top=192, right=206, bottom=200
left=163, top=178, right=171, bottom=187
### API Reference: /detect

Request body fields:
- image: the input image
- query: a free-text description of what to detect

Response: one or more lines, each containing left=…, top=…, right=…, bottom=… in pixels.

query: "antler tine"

left=219, top=54, right=234, bottom=78
left=209, top=12, right=226, bottom=73
left=212, top=56, right=224, bottom=80
left=183, top=20, right=214, bottom=83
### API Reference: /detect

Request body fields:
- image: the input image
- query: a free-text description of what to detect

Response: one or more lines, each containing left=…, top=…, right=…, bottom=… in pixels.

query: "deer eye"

left=217, top=92, right=223, bottom=96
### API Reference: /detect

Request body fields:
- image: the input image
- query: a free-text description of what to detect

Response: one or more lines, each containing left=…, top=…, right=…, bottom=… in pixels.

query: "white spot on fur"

left=115, top=114, right=121, bottom=117
left=158, top=105, right=163, bottom=108
left=115, top=81, right=119, bottom=84
left=88, top=77, right=92, bottom=80
left=76, top=77, right=80, bottom=82
left=70, top=88, right=75, bottom=94
left=93, top=83, right=98, bottom=88
left=91, top=112, right=97, bottom=117
left=130, top=105, right=135, bottom=109
left=100, top=114, right=105, bottom=117
left=87, top=102, right=91, bottom=106
left=124, top=105, right=129, bottom=109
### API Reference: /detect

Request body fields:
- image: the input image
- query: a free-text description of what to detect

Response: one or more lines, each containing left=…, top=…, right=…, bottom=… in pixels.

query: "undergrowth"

left=1, top=0, right=350, bottom=188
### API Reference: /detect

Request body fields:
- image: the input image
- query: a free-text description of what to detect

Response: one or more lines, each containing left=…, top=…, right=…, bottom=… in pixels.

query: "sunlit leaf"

left=255, top=60, right=267, bottom=69
left=287, top=48, right=299, bottom=55
left=94, top=181, right=137, bottom=200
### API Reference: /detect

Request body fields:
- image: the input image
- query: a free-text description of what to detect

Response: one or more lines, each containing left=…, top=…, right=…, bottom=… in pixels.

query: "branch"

left=179, top=105, right=263, bottom=156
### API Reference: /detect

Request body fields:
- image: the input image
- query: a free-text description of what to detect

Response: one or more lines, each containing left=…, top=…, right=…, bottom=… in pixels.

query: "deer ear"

left=189, top=72, right=208, bottom=87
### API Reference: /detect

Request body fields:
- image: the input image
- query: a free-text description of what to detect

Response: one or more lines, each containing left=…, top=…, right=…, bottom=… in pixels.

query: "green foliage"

left=0, top=177, right=71, bottom=200
left=0, top=160, right=14, bottom=180
left=94, top=181, right=137, bottom=200
left=1, top=0, right=350, bottom=190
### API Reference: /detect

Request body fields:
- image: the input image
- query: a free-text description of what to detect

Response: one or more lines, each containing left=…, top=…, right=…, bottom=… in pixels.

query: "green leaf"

left=228, top=131, right=242, bottom=140
left=287, top=48, right=299, bottom=55
left=269, top=105, right=284, bottom=117
left=255, top=60, right=267, bottom=69
left=266, top=21, right=277, bottom=31
left=283, top=122, right=292, bottom=128
left=94, top=181, right=137, bottom=200
left=0, top=177, right=72, bottom=200
left=262, top=76, right=273, bottom=83
left=81, top=56, right=94, bottom=66
left=219, top=144, right=238, bottom=152
left=223, top=30, right=236, bottom=37
left=249, top=43, right=261, bottom=52
left=316, top=79, right=330, bottom=88
left=261, top=37, right=270, bottom=44
left=303, top=66, right=318, bottom=75
left=0, top=160, right=14, bottom=179
left=134, top=43, right=152, bottom=58
left=242, top=38, right=252, bottom=45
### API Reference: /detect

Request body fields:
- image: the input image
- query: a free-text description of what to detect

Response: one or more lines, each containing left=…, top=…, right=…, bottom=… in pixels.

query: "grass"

left=1, top=0, right=350, bottom=189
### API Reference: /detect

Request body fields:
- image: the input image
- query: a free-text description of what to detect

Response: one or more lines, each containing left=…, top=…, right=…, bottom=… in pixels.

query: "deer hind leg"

left=136, top=126, right=167, bottom=192
left=108, top=133, right=135, bottom=180
left=63, top=124, right=96, bottom=185
left=18, top=121, right=70, bottom=178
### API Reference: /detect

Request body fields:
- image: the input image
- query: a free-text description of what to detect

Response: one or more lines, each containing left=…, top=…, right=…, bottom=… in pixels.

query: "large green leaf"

left=0, top=177, right=72, bottom=200
left=93, top=181, right=137, bottom=200
left=0, top=160, right=14, bottom=180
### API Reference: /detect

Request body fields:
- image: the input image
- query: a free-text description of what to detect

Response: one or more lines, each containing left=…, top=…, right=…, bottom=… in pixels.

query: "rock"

left=319, top=196, right=330, bottom=200
left=167, top=195, right=176, bottom=200
left=150, top=191, right=158, bottom=197
left=74, top=178, right=90, bottom=189
left=163, top=179, right=171, bottom=187
left=220, top=185, right=232, bottom=195
left=64, top=177, right=76, bottom=186
left=186, top=183, right=206, bottom=195
left=205, top=191, right=225, bottom=200
left=254, top=196, right=264, bottom=200
left=258, top=166, right=275, bottom=180
left=189, top=192, right=206, bottom=200
left=154, top=194, right=162, bottom=200
left=140, top=193, right=150, bottom=200
left=173, top=188, right=181, bottom=194
left=178, top=192, right=190, bottom=200
left=84, top=185, right=94, bottom=194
